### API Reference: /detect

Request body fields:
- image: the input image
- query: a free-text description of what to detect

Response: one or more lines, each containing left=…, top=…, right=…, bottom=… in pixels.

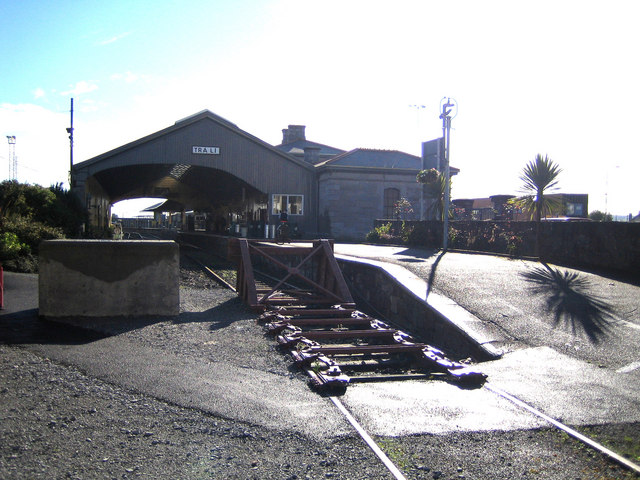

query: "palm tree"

left=418, top=170, right=451, bottom=221
left=517, top=154, right=562, bottom=222
left=516, top=154, right=562, bottom=257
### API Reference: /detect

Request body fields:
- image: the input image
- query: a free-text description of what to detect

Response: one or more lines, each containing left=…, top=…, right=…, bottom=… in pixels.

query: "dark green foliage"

left=48, top=183, right=86, bottom=237
left=589, top=210, right=613, bottom=222
left=0, top=181, right=85, bottom=272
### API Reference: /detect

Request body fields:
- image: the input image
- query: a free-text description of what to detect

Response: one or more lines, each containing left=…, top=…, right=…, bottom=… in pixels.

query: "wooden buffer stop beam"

left=228, top=239, right=354, bottom=312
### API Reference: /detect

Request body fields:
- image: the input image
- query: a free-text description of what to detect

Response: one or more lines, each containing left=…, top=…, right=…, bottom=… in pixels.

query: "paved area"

left=0, top=272, right=351, bottom=441
left=335, top=244, right=640, bottom=368
left=1, top=247, right=639, bottom=450
left=332, top=245, right=640, bottom=437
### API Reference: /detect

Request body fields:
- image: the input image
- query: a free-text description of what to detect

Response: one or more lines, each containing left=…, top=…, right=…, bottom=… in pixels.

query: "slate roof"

left=274, top=139, right=345, bottom=159
left=316, top=148, right=460, bottom=174
left=315, top=148, right=419, bottom=169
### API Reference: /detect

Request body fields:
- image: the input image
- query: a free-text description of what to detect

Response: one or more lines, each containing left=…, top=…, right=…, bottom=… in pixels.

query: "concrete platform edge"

left=336, top=254, right=504, bottom=361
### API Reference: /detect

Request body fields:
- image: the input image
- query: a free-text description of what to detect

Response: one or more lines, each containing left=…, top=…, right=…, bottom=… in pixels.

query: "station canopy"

left=72, top=110, right=313, bottom=214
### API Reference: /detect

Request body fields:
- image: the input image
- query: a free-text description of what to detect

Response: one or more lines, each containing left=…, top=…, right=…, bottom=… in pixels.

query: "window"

left=272, top=194, right=304, bottom=215
left=383, top=188, right=400, bottom=218
left=566, top=202, right=584, bottom=216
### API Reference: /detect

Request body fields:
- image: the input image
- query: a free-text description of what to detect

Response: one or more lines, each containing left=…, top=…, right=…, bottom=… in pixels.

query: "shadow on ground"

left=0, top=297, right=250, bottom=345
left=520, top=263, right=616, bottom=344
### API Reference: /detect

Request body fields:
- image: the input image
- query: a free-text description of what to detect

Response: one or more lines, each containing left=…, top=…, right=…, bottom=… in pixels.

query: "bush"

left=365, top=229, right=380, bottom=242
left=0, top=181, right=76, bottom=272
left=2, top=216, right=64, bottom=255
left=0, top=231, right=30, bottom=261
left=1, top=253, right=38, bottom=273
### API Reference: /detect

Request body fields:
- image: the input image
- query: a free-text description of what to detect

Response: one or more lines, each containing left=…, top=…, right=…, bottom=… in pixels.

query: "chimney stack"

left=304, top=146, right=321, bottom=164
left=282, top=125, right=306, bottom=144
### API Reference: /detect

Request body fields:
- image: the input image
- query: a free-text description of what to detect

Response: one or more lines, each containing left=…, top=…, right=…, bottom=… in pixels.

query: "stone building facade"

left=276, top=126, right=458, bottom=240
left=73, top=111, right=458, bottom=241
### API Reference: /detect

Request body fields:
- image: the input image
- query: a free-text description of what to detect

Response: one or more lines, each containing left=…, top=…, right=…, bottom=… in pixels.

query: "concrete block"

left=39, top=240, right=179, bottom=318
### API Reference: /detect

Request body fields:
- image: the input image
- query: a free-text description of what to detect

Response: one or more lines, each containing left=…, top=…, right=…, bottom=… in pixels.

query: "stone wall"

left=39, top=240, right=179, bottom=318
left=319, top=170, right=423, bottom=241
left=372, top=219, right=640, bottom=277
left=540, top=221, right=640, bottom=276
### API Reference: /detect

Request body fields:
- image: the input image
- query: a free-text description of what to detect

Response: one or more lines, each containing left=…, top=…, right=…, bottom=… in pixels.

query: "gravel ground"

left=0, top=253, right=638, bottom=479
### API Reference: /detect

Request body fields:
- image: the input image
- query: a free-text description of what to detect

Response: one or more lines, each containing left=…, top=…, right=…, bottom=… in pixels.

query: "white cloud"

left=61, top=81, right=99, bottom=97
left=110, top=71, right=143, bottom=84
left=33, top=88, right=46, bottom=99
left=98, top=32, right=131, bottom=46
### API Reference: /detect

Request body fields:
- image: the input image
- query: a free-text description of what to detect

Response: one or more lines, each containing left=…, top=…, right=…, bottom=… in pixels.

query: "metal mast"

left=67, top=98, right=74, bottom=185
left=439, top=98, right=456, bottom=250
left=6, top=135, right=16, bottom=180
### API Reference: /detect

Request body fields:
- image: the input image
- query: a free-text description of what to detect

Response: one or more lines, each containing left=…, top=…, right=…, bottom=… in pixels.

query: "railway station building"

left=72, top=110, right=457, bottom=240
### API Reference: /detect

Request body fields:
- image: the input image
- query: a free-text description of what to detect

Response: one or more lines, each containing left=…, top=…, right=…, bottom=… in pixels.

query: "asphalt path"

left=332, top=244, right=640, bottom=439
left=334, top=244, right=640, bottom=371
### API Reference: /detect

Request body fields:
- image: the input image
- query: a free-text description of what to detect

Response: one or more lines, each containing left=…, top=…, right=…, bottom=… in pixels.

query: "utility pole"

left=67, top=98, right=74, bottom=186
left=439, top=98, right=456, bottom=250
left=6, top=135, right=16, bottom=180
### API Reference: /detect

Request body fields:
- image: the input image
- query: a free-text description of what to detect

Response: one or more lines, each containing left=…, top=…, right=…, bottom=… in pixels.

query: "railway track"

left=184, top=240, right=640, bottom=478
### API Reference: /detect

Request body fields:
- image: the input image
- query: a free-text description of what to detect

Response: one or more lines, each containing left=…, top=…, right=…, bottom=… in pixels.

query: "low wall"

left=39, top=240, right=179, bottom=318
left=373, top=220, right=640, bottom=277
left=336, top=256, right=500, bottom=362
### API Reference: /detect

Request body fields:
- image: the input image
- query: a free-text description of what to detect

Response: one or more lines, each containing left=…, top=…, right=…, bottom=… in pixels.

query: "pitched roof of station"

left=76, top=109, right=313, bottom=172
left=274, top=139, right=346, bottom=159
left=316, top=148, right=460, bottom=174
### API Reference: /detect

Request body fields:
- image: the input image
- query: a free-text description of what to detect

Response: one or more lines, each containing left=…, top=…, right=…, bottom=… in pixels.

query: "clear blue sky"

left=1, top=0, right=638, bottom=217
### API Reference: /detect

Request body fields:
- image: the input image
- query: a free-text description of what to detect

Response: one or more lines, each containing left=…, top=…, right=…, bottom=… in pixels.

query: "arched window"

left=383, top=188, right=400, bottom=219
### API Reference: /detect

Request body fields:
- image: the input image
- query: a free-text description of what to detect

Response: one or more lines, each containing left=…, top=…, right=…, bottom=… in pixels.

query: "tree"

left=515, top=154, right=562, bottom=222
left=514, top=154, right=562, bottom=257
left=589, top=210, right=612, bottom=222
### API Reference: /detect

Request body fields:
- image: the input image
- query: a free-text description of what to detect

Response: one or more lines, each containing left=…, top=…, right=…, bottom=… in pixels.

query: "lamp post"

left=439, top=98, right=456, bottom=250
left=6, top=135, right=16, bottom=180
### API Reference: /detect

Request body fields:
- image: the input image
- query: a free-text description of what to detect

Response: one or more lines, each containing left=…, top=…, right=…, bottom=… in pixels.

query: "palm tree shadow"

left=520, top=263, right=616, bottom=344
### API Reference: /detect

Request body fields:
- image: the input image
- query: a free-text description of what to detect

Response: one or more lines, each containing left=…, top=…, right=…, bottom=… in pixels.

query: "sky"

left=1, top=0, right=638, bottom=218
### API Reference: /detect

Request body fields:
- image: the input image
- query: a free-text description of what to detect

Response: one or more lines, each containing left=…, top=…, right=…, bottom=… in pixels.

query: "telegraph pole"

left=440, top=98, right=456, bottom=250
left=67, top=98, right=74, bottom=185
left=6, top=135, right=16, bottom=180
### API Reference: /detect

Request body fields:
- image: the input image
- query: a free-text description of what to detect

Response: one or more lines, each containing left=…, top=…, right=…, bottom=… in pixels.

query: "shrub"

left=365, top=229, right=380, bottom=242
left=365, top=222, right=403, bottom=244
left=2, top=216, right=64, bottom=255
left=0, top=231, right=30, bottom=261
left=0, top=181, right=82, bottom=272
